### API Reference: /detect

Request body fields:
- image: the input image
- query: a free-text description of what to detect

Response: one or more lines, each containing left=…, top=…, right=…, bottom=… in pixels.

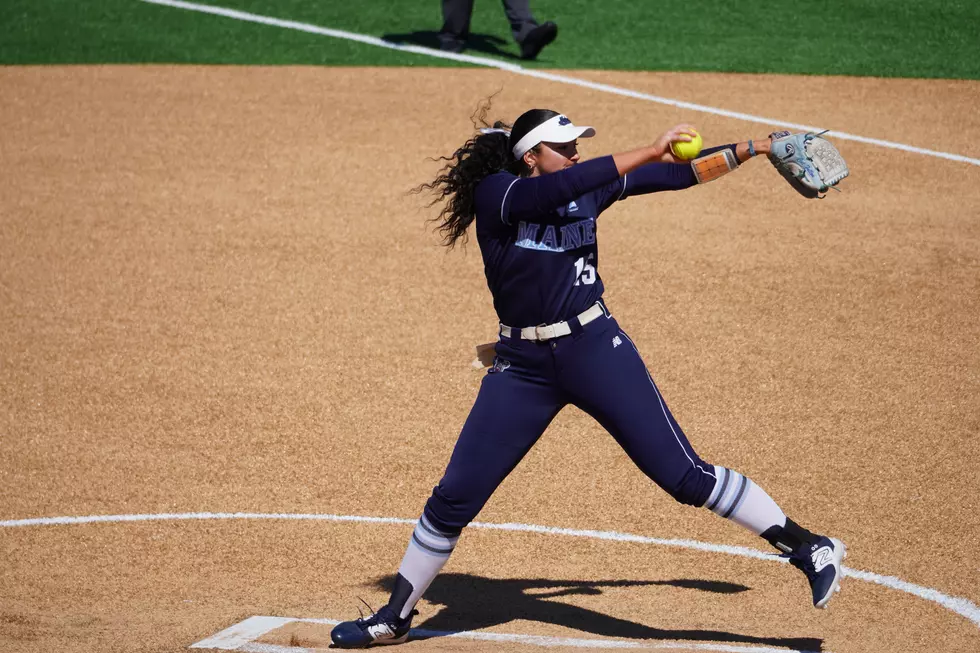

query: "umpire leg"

left=500, top=0, right=539, bottom=43
left=440, top=0, right=475, bottom=49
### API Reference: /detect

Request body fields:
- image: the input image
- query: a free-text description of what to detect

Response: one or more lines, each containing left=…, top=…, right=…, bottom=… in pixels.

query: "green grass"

left=0, top=0, right=424, bottom=66
left=2, top=0, right=979, bottom=79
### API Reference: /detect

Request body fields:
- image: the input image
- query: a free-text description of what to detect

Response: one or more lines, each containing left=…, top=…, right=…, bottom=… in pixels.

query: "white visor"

left=512, top=114, right=596, bottom=159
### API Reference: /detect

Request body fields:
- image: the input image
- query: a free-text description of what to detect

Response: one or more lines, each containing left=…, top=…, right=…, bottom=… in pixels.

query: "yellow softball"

left=670, top=130, right=703, bottom=160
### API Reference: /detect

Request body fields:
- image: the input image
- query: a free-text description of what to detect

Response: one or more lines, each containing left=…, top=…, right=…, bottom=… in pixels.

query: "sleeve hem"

left=500, top=177, right=520, bottom=225
left=617, top=173, right=628, bottom=201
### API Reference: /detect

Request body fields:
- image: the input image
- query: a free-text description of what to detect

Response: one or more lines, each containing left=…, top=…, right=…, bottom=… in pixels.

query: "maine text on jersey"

left=515, top=217, right=596, bottom=252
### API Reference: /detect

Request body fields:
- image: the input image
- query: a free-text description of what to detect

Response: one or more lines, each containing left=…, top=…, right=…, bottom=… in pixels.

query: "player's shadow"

left=373, top=573, right=823, bottom=651
left=381, top=31, right=523, bottom=60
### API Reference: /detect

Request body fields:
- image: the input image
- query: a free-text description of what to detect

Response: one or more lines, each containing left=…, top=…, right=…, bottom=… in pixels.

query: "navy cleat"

left=330, top=604, right=418, bottom=648
left=786, top=536, right=847, bottom=609
left=519, top=22, right=558, bottom=60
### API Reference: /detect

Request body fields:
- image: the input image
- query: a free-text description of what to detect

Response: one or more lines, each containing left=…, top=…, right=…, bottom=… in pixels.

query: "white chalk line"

left=191, top=615, right=296, bottom=650
left=3, top=511, right=979, bottom=630
left=191, top=615, right=827, bottom=653
left=137, top=0, right=980, bottom=167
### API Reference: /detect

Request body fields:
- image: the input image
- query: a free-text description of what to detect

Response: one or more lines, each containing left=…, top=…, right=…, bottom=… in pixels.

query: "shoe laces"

left=355, top=597, right=385, bottom=625
left=781, top=546, right=818, bottom=580
left=354, top=598, right=417, bottom=627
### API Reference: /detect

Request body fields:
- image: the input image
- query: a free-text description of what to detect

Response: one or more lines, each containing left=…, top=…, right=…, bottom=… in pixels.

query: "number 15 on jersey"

left=573, top=254, right=596, bottom=286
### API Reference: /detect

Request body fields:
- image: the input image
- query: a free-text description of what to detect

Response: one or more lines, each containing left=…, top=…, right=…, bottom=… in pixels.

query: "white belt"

left=500, top=303, right=606, bottom=341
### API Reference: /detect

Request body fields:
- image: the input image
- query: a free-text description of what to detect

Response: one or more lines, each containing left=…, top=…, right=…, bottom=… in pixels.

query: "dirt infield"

left=1, top=66, right=978, bottom=653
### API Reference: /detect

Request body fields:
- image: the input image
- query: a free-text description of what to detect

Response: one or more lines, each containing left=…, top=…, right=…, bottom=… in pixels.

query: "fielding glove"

left=768, top=131, right=849, bottom=199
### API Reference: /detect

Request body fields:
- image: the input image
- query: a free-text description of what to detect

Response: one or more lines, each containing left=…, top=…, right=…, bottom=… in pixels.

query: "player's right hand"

left=652, top=124, right=698, bottom=160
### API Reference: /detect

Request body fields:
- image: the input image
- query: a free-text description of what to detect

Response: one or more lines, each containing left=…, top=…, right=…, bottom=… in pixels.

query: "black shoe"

left=439, top=36, right=466, bottom=54
left=520, top=21, right=558, bottom=60
left=330, top=604, right=418, bottom=648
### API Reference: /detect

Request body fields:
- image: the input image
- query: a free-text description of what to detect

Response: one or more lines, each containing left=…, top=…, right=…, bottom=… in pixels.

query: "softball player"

left=331, top=108, right=847, bottom=648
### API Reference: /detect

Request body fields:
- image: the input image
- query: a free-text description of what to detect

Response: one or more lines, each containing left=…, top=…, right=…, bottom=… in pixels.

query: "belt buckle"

left=535, top=323, right=549, bottom=341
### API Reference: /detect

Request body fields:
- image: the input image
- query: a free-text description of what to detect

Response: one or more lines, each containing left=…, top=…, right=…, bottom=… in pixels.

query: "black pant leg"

left=441, top=0, right=476, bottom=41
left=501, top=0, right=538, bottom=43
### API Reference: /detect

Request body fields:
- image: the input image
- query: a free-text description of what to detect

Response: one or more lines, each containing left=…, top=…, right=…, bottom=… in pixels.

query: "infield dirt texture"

left=2, top=3, right=979, bottom=653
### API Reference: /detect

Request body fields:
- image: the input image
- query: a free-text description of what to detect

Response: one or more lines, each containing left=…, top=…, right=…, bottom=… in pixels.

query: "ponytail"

left=415, top=122, right=513, bottom=249
left=415, top=99, right=559, bottom=248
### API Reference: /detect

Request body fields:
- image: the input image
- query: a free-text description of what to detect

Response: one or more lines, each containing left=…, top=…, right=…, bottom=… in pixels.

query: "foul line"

left=190, top=615, right=827, bottom=653
left=3, top=511, right=979, bottom=629
left=138, top=0, right=980, bottom=167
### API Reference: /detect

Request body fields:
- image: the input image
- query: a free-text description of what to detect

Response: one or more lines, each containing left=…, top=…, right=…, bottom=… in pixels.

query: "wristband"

left=748, top=140, right=756, bottom=157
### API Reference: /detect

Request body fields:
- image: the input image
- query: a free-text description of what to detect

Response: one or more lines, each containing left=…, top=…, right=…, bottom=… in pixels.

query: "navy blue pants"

left=423, top=307, right=718, bottom=534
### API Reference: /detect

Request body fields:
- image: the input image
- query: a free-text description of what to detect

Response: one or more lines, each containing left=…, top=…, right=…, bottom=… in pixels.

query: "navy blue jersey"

left=473, top=150, right=734, bottom=327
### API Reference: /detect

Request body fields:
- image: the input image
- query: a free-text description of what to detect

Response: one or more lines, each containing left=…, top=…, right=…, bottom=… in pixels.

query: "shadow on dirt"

left=373, top=573, right=822, bottom=651
left=381, top=31, right=523, bottom=61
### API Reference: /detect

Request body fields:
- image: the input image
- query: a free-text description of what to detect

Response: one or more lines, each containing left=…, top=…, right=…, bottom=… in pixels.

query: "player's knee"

left=665, top=465, right=716, bottom=508
left=422, top=483, right=486, bottom=534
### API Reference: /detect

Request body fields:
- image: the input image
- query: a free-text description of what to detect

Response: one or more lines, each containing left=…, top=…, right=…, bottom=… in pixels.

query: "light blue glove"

left=768, top=131, right=849, bottom=199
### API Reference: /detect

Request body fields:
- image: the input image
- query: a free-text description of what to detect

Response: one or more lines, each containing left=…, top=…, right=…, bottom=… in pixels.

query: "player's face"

left=527, top=140, right=580, bottom=176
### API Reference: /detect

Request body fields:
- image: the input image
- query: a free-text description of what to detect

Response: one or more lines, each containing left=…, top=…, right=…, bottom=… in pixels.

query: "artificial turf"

left=2, top=0, right=978, bottom=79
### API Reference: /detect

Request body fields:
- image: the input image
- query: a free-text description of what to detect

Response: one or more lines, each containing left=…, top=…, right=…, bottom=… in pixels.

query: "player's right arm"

left=657, top=138, right=773, bottom=165
left=478, top=124, right=699, bottom=224
left=595, top=136, right=779, bottom=211
left=610, top=124, right=699, bottom=175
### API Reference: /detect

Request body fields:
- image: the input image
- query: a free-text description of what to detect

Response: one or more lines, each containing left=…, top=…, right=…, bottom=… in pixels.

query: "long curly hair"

left=415, top=99, right=559, bottom=248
